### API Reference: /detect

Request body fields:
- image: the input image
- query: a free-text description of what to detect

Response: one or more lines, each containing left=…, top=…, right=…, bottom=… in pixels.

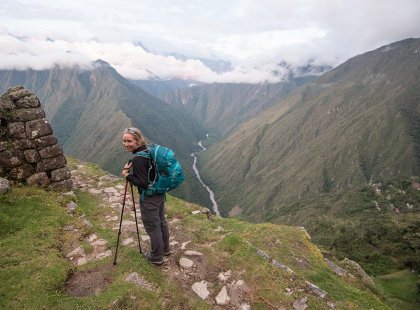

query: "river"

left=190, top=138, right=220, bottom=215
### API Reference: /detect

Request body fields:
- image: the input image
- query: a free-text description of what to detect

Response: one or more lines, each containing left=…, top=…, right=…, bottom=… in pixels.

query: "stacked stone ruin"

left=0, top=86, right=73, bottom=190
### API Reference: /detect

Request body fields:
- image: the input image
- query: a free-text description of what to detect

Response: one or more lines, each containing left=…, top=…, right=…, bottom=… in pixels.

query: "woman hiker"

left=121, top=127, right=171, bottom=265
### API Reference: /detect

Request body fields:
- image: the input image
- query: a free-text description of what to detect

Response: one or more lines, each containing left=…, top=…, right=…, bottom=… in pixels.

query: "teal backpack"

left=134, top=144, right=184, bottom=199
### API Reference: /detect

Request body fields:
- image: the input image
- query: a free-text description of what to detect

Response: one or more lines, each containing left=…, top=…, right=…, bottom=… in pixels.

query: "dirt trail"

left=64, top=164, right=250, bottom=308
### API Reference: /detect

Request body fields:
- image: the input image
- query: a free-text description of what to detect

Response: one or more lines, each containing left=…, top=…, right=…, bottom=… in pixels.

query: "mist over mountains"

left=1, top=39, right=419, bottom=210
left=131, top=62, right=329, bottom=137
left=0, top=60, right=208, bottom=204
left=1, top=38, right=419, bottom=208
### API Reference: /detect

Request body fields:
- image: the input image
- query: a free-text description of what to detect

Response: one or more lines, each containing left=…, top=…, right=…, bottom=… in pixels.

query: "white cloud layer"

left=1, top=0, right=420, bottom=83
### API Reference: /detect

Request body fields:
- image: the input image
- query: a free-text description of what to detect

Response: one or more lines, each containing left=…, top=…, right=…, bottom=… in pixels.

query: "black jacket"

left=126, top=145, right=156, bottom=190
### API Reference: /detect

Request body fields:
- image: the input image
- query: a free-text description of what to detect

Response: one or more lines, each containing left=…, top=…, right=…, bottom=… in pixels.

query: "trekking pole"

left=113, top=179, right=129, bottom=265
left=130, top=183, right=142, bottom=254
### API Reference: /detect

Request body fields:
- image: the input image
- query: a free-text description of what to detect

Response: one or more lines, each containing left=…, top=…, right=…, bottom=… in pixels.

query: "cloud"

left=0, top=34, right=92, bottom=70
left=0, top=32, right=293, bottom=83
left=1, top=0, right=420, bottom=83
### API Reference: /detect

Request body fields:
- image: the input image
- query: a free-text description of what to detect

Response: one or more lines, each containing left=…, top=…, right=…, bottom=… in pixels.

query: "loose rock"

left=77, top=257, right=87, bottom=266
left=66, top=246, right=84, bottom=258
left=92, top=239, right=108, bottom=246
left=179, top=257, right=194, bottom=269
left=87, top=234, right=98, bottom=242
left=192, top=280, right=209, bottom=300
left=125, top=272, right=155, bottom=291
left=218, top=270, right=232, bottom=282
left=215, top=286, right=231, bottom=305
left=293, top=297, right=308, bottom=310
left=67, top=201, right=78, bottom=215
left=96, top=250, right=112, bottom=259
left=123, top=238, right=134, bottom=245
left=0, top=178, right=10, bottom=194
left=184, top=250, right=203, bottom=256
left=181, top=241, right=191, bottom=249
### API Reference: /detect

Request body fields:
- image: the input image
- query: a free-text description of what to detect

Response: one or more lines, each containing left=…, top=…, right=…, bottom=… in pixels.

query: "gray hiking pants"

left=139, top=194, right=170, bottom=260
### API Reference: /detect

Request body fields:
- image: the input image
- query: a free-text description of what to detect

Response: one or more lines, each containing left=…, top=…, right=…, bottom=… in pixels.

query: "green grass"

left=173, top=209, right=392, bottom=309
left=375, top=270, right=419, bottom=310
left=0, top=186, right=206, bottom=309
left=268, top=178, right=420, bottom=277
left=0, top=186, right=71, bottom=309
left=0, top=159, right=398, bottom=309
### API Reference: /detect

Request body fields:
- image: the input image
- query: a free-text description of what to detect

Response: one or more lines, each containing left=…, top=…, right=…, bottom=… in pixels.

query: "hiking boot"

left=164, top=250, right=172, bottom=256
left=145, top=252, right=164, bottom=266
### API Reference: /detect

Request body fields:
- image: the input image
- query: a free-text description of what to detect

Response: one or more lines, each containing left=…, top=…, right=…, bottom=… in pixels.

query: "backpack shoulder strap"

left=134, top=150, right=150, bottom=159
left=134, top=144, right=154, bottom=159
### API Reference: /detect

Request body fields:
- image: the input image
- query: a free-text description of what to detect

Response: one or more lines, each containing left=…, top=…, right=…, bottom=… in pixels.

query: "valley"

left=1, top=37, right=419, bottom=309
left=191, top=136, right=220, bottom=215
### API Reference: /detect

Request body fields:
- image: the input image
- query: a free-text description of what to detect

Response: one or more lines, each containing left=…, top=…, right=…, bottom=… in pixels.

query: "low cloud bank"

left=0, top=33, right=326, bottom=83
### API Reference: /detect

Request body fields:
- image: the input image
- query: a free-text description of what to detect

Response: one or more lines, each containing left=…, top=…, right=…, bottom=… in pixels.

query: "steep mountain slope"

left=268, top=178, right=420, bottom=276
left=158, top=76, right=316, bottom=136
left=199, top=38, right=420, bottom=217
left=130, top=78, right=203, bottom=98
left=0, top=62, right=208, bottom=204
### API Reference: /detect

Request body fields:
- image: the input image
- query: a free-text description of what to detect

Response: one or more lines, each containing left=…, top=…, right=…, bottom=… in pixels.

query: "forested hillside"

left=0, top=61, right=208, bottom=204
left=199, top=38, right=420, bottom=216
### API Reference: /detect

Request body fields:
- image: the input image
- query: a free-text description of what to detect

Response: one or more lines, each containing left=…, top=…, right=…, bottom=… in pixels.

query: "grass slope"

left=0, top=158, right=395, bottom=309
left=375, top=270, right=419, bottom=310
left=263, top=178, right=420, bottom=276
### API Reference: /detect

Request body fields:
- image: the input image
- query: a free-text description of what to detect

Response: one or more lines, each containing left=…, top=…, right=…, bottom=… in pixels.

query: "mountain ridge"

left=149, top=63, right=329, bottom=137
left=199, top=38, right=420, bottom=216
left=0, top=62, right=209, bottom=205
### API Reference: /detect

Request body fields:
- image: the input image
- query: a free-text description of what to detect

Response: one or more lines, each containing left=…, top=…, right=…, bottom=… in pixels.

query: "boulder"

left=51, top=167, right=71, bottom=182
left=39, top=144, right=63, bottom=159
left=14, top=108, right=46, bottom=122
left=24, top=149, right=40, bottom=163
left=7, top=122, right=26, bottom=139
left=10, top=164, right=34, bottom=180
left=36, top=155, right=67, bottom=172
left=27, top=172, right=50, bottom=186
left=35, top=135, right=58, bottom=147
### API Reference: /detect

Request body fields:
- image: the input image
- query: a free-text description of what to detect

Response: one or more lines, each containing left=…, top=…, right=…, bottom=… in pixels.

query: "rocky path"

left=64, top=163, right=252, bottom=308
left=63, top=163, right=358, bottom=309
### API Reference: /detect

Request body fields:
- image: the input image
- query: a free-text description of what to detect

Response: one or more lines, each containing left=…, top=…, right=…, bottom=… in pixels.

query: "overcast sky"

left=1, top=0, right=420, bottom=83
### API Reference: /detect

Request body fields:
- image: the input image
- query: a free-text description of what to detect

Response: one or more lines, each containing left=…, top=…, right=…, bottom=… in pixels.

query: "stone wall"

left=0, top=86, right=73, bottom=190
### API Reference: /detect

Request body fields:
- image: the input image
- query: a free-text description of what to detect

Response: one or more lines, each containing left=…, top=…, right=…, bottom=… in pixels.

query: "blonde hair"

left=124, top=127, right=146, bottom=146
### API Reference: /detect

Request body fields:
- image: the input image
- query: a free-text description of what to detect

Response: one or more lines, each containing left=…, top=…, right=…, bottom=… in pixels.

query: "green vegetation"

left=177, top=212, right=392, bottom=309
left=0, top=186, right=71, bottom=309
left=0, top=186, right=205, bottom=309
left=0, top=178, right=393, bottom=309
left=269, top=178, right=420, bottom=276
left=0, top=64, right=208, bottom=208
left=258, top=177, right=420, bottom=309
left=199, top=39, right=420, bottom=217
left=375, top=270, right=419, bottom=310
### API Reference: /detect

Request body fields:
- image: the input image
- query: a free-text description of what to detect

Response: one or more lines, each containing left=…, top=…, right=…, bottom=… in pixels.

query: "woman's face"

left=122, top=133, right=140, bottom=152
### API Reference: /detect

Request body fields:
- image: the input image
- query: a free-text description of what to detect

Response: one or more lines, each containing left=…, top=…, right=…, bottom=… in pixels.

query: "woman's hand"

left=121, top=162, right=132, bottom=177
